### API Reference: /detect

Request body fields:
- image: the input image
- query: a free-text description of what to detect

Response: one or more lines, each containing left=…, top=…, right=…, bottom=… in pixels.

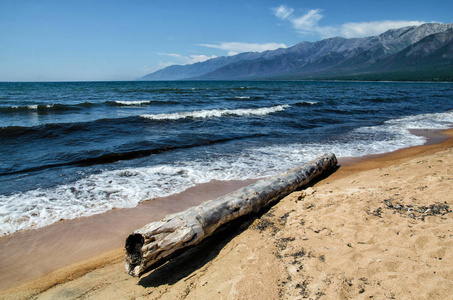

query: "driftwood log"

left=125, top=153, right=337, bottom=277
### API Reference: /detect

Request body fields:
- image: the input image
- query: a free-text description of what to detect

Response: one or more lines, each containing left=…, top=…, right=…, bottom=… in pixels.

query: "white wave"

left=0, top=163, right=243, bottom=236
left=243, top=111, right=453, bottom=166
left=115, top=100, right=151, bottom=106
left=235, top=96, right=251, bottom=99
left=140, top=105, right=290, bottom=120
left=385, top=111, right=453, bottom=129
left=296, top=101, right=318, bottom=105
left=9, top=105, right=38, bottom=110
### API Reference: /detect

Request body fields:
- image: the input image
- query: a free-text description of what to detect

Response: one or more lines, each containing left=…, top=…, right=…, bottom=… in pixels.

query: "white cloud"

left=273, top=5, right=425, bottom=39
left=157, top=53, right=183, bottom=58
left=273, top=5, right=294, bottom=20
left=199, top=42, right=287, bottom=55
left=157, top=61, right=178, bottom=69
left=291, top=9, right=324, bottom=31
left=187, top=54, right=218, bottom=64
left=157, top=53, right=217, bottom=65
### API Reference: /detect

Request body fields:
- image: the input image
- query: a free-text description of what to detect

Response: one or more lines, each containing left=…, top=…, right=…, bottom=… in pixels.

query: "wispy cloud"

left=273, top=5, right=425, bottom=39
left=199, top=42, right=287, bottom=56
left=186, top=54, right=218, bottom=64
left=274, top=5, right=294, bottom=20
left=157, top=53, right=217, bottom=65
left=157, top=53, right=184, bottom=58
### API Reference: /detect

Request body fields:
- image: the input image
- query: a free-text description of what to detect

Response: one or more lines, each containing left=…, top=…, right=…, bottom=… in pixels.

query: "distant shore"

left=1, top=129, right=453, bottom=299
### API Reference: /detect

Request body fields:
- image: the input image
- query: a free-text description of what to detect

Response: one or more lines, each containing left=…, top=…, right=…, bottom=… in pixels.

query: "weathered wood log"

left=125, top=153, right=337, bottom=277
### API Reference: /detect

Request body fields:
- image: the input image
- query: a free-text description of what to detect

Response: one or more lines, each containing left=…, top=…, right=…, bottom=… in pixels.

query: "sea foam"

left=114, top=100, right=153, bottom=106
left=140, top=105, right=290, bottom=120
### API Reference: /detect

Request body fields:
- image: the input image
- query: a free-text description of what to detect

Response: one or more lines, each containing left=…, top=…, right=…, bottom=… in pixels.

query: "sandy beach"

left=1, top=129, right=453, bottom=299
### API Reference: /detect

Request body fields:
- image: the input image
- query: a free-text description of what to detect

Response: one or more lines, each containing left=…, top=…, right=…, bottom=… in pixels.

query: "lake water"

left=1, top=80, right=452, bottom=235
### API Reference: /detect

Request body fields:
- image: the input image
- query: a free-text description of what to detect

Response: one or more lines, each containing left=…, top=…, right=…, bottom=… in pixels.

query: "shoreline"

left=1, top=128, right=453, bottom=297
left=334, top=128, right=450, bottom=170
left=331, top=128, right=453, bottom=181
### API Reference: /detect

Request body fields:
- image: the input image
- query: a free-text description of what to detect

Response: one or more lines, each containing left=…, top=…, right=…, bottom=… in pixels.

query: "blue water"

left=1, top=81, right=452, bottom=235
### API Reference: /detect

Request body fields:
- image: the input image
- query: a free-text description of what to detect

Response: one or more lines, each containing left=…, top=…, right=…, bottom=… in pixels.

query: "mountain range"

left=139, top=23, right=453, bottom=81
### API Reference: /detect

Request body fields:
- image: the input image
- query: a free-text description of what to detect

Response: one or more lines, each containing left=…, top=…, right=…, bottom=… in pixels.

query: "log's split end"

left=125, top=153, right=337, bottom=277
left=125, top=233, right=145, bottom=277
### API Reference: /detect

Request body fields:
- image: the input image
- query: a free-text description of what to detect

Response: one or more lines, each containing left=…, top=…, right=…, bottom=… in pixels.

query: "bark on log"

left=125, top=153, right=337, bottom=277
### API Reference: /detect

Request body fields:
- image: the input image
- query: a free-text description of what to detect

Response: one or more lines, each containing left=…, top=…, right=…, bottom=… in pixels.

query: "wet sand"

left=1, top=129, right=453, bottom=299
left=0, top=179, right=256, bottom=291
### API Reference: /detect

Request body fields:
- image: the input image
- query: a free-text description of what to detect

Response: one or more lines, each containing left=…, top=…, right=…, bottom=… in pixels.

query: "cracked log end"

left=125, top=233, right=145, bottom=277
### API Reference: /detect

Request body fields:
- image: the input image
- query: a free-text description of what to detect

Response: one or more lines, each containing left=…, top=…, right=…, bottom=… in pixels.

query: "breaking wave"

left=140, top=105, right=290, bottom=120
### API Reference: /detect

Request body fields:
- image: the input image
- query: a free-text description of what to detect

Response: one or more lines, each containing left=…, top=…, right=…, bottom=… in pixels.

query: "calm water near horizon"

left=1, top=80, right=452, bottom=235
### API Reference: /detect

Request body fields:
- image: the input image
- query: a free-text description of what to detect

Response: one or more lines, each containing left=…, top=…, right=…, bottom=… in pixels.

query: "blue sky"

left=1, top=0, right=452, bottom=82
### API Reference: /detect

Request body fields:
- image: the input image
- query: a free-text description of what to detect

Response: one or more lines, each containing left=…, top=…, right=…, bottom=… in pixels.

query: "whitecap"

left=115, top=100, right=152, bottom=106
left=140, top=105, right=290, bottom=120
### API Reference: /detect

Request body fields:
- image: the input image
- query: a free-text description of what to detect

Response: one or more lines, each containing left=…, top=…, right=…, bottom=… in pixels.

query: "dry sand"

left=1, top=129, right=453, bottom=299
